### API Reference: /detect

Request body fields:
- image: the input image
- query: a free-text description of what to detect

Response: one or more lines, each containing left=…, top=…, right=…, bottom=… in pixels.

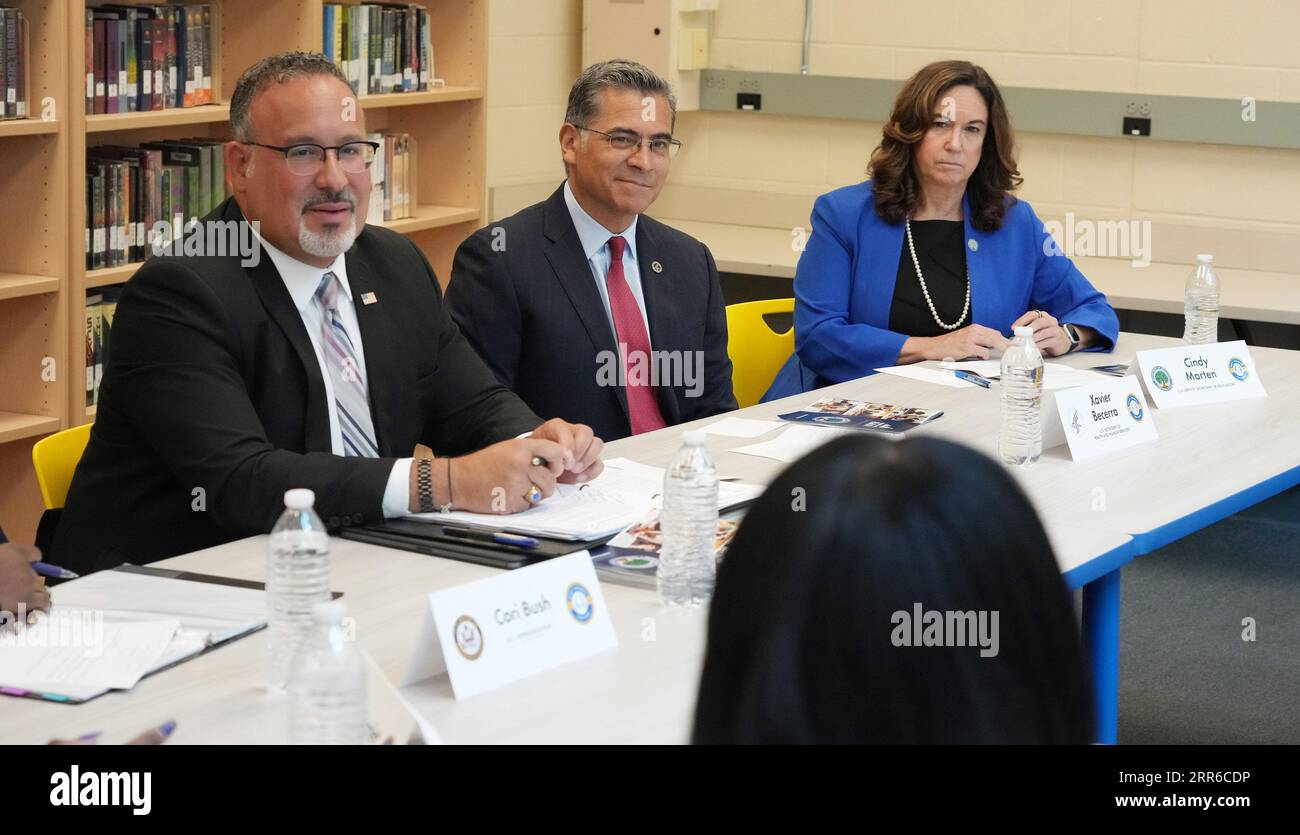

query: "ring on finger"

left=523, top=483, right=544, bottom=504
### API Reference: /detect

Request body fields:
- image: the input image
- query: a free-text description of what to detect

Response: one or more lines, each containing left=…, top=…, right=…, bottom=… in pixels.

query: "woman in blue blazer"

left=765, top=60, right=1118, bottom=400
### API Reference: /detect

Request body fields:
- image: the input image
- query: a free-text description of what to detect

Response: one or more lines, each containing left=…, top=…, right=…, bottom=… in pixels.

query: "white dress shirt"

left=257, top=235, right=412, bottom=518
left=562, top=181, right=652, bottom=348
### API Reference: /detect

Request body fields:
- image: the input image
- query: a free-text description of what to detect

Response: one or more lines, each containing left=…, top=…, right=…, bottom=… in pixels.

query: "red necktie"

left=605, top=236, right=666, bottom=435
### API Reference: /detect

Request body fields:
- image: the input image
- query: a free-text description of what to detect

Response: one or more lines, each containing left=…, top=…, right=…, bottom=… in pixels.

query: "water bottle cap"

left=1014, top=326, right=1035, bottom=337
left=284, top=488, right=316, bottom=510
left=312, top=601, right=347, bottom=625
left=682, top=430, right=707, bottom=447
left=1196, top=253, right=1214, bottom=263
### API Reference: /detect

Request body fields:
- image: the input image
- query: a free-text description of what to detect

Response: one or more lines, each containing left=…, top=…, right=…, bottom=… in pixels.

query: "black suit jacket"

left=445, top=184, right=736, bottom=442
left=54, top=198, right=541, bottom=574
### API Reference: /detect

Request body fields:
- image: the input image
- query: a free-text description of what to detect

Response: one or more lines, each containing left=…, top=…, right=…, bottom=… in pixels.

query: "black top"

left=888, top=219, right=969, bottom=337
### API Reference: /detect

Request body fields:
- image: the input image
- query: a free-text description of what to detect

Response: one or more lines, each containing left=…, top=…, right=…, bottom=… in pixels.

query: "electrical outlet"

left=1125, top=101, right=1138, bottom=116
left=1138, top=101, right=1152, bottom=117
left=1122, top=116, right=1151, bottom=137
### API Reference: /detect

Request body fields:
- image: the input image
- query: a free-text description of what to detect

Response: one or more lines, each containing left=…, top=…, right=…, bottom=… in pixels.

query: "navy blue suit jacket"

left=447, top=184, right=736, bottom=441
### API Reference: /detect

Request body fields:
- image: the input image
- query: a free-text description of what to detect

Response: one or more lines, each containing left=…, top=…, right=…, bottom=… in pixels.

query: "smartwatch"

left=1062, top=322, right=1081, bottom=353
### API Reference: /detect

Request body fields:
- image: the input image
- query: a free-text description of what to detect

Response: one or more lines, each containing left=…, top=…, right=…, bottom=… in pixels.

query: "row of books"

left=85, top=288, right=121, bottom=407
left=369, top=131, right=416, bottom=222
left=86, top=139, right=227, bottom=270
left=323, top=3, right=435, bottom=96
left=84, top=4, right=215, bottom=115
left=0, top=7, right=27, bottom=120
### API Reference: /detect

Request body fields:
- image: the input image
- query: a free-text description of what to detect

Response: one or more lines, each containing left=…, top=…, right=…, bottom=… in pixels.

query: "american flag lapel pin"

left=360, top=291, right=378, bottom=305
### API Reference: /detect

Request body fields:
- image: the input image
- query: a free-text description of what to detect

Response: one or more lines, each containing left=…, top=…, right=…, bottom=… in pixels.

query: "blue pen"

left=32, top=562, right=80, bottom=580
left=954, top=370, right=992, bottom=389
left=442, top=527, right=539, bottom=549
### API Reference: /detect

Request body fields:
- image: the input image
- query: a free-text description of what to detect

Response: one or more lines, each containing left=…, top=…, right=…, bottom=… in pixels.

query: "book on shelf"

left=85, top=4, right=213, bottom=115
left=0, top=6, right=29, bottom=120
left=324, top=4, right=433, bottom=97
left=367, top=130, right=416, bottom=222
left=84, top=288, right=122, bottom=407
left=86, top=139, right=228, bottom=272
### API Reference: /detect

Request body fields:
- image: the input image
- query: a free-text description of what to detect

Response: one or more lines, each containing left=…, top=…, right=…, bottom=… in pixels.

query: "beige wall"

left=673, top=0, right=1300, bottom=263
left=485, top=0, right=1300, bottom=272
left=486, top=0, right=583, bottom=217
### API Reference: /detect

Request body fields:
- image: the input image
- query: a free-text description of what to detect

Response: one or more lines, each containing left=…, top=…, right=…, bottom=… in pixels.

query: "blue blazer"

left=763, top=182, right=1119, bottom=400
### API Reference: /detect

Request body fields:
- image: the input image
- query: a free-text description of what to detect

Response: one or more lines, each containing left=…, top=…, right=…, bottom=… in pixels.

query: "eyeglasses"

left=244, top=140, right=381, bottom=175
left=577, top=126, right=682, bottom=159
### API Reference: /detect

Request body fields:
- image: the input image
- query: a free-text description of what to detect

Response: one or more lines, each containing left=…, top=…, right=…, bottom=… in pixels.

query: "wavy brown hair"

left=868, top=60, right=1022, bottom=232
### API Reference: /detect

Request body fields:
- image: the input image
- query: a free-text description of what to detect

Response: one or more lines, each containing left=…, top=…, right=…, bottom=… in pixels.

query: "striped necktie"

left=314, top=270, right=379, bottom=457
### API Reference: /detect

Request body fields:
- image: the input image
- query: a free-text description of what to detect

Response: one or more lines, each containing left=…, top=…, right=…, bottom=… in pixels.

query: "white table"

left=4, top=333, right=1296, bottom=745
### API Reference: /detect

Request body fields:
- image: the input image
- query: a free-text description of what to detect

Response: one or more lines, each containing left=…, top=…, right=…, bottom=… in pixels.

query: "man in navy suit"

left=447, top=60, right=736, bottom=442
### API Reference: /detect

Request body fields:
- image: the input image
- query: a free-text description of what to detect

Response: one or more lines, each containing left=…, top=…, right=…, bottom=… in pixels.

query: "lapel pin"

left=360, top=291, right=378, bottom=305
left=967, top=239, right=979, bottom=252
left=651, top=260, right=663, bottom=274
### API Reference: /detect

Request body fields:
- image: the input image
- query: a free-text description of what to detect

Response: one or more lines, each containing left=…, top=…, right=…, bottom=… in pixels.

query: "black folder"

left=338, top=519, right=615, bottom=570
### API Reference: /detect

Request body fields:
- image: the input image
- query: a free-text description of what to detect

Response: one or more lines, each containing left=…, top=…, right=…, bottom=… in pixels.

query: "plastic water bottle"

left=288, top=601, right=368, bottom=745
left=657, top=430, right=719, bottom=607
left=265, top=488, right=331, bottom=690
left=999, top=326, right=1045, bottom=466
left=1183, top=253, right=1220, bottom=345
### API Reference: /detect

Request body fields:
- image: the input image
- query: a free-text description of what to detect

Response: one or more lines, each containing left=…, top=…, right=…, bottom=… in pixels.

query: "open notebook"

left=0, top=565, right=268, bottom=704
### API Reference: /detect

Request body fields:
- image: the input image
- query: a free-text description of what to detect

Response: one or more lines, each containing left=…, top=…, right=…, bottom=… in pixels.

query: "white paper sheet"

left=0, top=615, right=180, bottom=691
left=731, top=425, right=850, bottom=463
left=941, top=360, right=1108, bottom=390
left=701, top=417, right=785, bottom=438
left=874, top=365, right=970, bottom=388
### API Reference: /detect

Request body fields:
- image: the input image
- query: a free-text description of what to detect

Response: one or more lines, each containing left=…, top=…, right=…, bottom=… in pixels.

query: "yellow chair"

left=32, top=423, right=92, bottom=510
left=725, top=299, right=796, bottom=408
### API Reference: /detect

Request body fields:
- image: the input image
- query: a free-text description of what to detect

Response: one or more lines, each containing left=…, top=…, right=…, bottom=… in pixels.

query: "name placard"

left=1054, top=376, right=1159, bottom=461
left=401, top=552, right=617, bottom=699
left=1136, top=341, right=1267, bottom=410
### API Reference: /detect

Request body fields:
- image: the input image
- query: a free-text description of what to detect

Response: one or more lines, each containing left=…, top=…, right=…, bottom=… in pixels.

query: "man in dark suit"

left=54, top=52, right=603, bottom=574
left=446, top=60, right=736, bottom=442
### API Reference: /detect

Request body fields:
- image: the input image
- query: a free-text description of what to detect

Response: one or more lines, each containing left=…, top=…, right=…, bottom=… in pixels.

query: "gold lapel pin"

left=651, top=260, right=663, bottom=274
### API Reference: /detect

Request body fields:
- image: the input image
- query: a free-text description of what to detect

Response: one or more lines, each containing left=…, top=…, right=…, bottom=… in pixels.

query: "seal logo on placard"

left=813, top=415, right=851, bottom=424
left=610, top=555, right=658, bottom=570
left=1229, top=358, right=1248, bottom=381
left=1070, top=409, right=1083, bottom=435
left=1126, top=394, right=1144, bottom=422
left=1151, top=365, right=1173, bottom=392
left=453, top=615, right=484, bottom=661
left=566, top=583, right=595, bottom=624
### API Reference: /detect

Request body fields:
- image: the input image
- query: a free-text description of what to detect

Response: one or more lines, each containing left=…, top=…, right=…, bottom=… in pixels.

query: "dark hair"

left=565, top=59, right=677, bottom=131
left=868, top=60, right=1022, bottom=232
left=692, top=434, right=1092, bottom=744
left=229, top=51, right=350, bottom=142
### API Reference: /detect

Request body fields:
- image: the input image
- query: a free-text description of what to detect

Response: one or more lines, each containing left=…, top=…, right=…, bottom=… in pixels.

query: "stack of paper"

left=408, top=457, right=764, bottom=540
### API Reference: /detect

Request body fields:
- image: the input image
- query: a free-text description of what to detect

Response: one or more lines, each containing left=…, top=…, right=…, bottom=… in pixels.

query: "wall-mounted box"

left=582, top=0, right=719, bottom=112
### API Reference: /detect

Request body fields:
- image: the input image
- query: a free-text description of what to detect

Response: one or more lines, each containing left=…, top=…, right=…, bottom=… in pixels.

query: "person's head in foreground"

left=693, top=434, right=1093, bottom=744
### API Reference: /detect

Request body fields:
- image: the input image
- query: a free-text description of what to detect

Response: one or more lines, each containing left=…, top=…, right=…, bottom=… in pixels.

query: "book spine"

left=139, top=16, right=152, bottom=112
left=125, top=9, right=138, bottom=112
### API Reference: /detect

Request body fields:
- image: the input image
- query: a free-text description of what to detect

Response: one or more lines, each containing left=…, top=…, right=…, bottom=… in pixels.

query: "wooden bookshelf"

left=0, top=0, right=69, bottom=541
left=0, top=0, right=488, bottom=543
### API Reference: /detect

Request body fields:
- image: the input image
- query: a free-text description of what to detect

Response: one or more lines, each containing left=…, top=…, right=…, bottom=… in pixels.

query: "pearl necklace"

left=905, top=217, right=970, bottom=331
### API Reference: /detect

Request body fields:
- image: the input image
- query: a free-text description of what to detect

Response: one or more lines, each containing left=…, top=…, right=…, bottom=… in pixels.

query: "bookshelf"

left=0, top=0, right=487, bottom=543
